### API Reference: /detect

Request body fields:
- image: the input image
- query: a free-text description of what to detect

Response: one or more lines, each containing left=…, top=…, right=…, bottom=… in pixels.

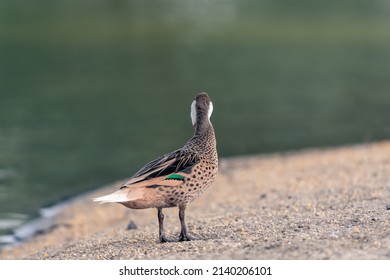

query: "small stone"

left=126, top=220, right=137, bottom=230
left=386, top=204, right=390, bottom=211
left=259, top=193, right=267, bottom=199
left=353, top=226, right=361, bottom=233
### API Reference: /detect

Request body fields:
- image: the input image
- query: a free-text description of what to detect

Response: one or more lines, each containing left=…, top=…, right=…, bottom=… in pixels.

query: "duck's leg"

left=178, top=204, right=192, bottom=241
left=157, top=208, right=171, bottom=243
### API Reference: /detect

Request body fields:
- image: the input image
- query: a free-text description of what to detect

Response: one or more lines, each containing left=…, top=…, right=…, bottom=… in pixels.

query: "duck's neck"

left=194, top=115, right=213, bottom=136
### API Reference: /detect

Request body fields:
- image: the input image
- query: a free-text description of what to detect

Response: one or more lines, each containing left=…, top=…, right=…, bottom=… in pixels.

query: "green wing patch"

left=165, top=174, right=185, bottom=181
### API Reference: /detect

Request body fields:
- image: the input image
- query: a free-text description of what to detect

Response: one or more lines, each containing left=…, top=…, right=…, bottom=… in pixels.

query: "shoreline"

left=0, top=188, right=100, bottom=249
left=1, top=141, right=389, bottom=259
left=0, top=142, right=377, bottom=248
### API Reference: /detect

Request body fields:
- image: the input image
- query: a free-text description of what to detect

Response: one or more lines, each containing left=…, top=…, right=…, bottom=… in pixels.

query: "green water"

left=0, top=0, right=389, bottom=236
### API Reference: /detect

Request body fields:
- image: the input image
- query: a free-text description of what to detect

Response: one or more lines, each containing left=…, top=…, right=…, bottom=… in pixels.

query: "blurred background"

left=0, top=0, right=389, bottom=238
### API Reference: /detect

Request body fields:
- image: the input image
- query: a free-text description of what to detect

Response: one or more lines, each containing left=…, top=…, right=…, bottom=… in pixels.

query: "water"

left=0, top=0, right=389, bottom=239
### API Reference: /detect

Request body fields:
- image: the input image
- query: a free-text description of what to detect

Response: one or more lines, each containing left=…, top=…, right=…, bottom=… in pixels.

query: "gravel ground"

left=1, top=142, right=389, bottom=260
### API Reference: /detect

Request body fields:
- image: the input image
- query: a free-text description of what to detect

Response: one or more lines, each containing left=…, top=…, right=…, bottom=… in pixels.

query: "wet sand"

left=1, top=141, right=389, bottom=259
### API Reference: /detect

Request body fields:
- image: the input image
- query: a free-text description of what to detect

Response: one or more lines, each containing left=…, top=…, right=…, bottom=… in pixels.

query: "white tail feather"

left=93, top=188, right=144, bottom=204
left=93, top=190, right=129, bottom=204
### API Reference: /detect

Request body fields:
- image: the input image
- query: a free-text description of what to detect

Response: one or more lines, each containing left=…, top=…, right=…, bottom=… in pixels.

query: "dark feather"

left=126, top=149, right=199, bottom=184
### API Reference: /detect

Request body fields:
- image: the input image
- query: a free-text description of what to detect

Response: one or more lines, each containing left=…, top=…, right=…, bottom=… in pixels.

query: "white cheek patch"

left=208, top=101, right=213, bottom=120
left=190, top=100, right=197, bottom=126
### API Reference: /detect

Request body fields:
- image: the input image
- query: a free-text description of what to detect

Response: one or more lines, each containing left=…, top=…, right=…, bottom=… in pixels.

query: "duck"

left=94, top=92, right=218, bottom=242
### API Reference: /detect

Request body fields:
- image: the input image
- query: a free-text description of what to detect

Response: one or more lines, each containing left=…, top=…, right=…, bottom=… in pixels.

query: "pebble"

left=126, top=220, right=137, bottom=230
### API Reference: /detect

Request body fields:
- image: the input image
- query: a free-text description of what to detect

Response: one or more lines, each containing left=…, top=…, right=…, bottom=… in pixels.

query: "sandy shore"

left=1, top=142, right=389, bottom=259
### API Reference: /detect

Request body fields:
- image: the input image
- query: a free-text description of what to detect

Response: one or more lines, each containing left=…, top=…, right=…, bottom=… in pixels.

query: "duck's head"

left=190, top=92, right=213, bottom=128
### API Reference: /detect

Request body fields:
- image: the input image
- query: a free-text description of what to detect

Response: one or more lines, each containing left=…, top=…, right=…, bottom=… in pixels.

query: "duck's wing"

left=121, top=149, right=199, bottom=187
left=94, top=149, right=199, bottom=204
